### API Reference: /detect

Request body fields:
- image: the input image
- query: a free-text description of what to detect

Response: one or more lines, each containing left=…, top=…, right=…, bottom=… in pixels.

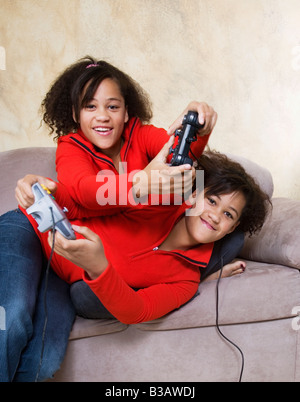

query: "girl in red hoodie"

left=42, top=151, right=270, bottom=324
left=17, top=56, right=217, bottom=215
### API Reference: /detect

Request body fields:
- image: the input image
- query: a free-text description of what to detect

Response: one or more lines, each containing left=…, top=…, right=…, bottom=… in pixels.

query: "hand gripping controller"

left=169, top=110, right=204, bottom=166
left=26, top=183, right=76, bottom=240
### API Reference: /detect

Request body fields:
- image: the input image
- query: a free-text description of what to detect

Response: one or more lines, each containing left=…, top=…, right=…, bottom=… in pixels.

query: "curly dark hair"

left=195, top=151, right=272, bottom=236
left=41, top=56, right=153, bottom=141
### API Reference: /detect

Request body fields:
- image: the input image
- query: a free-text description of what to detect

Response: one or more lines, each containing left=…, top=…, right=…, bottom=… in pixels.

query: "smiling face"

left=76, top=78, right=129, bottom=159
left=185, top=190, right=246, bottom=244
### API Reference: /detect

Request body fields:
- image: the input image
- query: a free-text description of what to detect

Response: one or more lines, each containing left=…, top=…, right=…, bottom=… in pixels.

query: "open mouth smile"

left=93, top=127, right=112, bottom=136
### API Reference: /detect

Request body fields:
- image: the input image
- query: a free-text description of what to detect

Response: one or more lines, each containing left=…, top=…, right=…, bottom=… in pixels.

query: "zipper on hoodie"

left=151, top=246, right=207, bottom=267
left=70, top=118, right=138, bottom=169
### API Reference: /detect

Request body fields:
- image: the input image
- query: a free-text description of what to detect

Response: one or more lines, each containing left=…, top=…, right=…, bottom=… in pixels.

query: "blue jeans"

left=0, top=209, right=75, bottom=382
left=70, top=229, right=245, bottom=319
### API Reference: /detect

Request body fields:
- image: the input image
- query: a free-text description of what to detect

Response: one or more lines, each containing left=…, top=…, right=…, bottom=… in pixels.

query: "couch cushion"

left=135, top=261, right=300, bottom=331
left=69, top=316, right=128, bottom=340
left=226, top=153, right=274, bottom=198
left=0, top=147, right=56, bottom=215
left=241, top=198, right=300, bottom=269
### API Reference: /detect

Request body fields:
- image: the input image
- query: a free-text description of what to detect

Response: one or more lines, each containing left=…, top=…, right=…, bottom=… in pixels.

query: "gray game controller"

left=26, top=182, right=76, bottom=240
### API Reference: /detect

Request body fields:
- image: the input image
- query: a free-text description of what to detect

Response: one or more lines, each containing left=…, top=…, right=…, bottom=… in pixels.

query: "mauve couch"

left=0, top=147, right=299, bottom=382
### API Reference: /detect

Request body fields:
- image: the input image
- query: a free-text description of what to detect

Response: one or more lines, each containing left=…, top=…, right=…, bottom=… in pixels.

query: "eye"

left=224, top=211, right=234, bottom=220
left=108, top=104, right=120, bottom=111
left=84, top=103, right=96, bottom=110
left=207, top=197, right=216, bottom=205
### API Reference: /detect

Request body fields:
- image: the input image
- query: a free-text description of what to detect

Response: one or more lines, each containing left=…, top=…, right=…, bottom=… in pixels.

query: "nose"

left=208, top=209, right=220, bottom=224
left=95, top=106, right=109, bottom=121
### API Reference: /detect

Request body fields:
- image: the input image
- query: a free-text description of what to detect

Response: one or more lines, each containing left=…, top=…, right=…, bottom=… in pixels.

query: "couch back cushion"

left=0, top=147, right=56, bottom=215
left=226, top=153, right=274, bottom=199
left=241, top=197, right=300, bottom=269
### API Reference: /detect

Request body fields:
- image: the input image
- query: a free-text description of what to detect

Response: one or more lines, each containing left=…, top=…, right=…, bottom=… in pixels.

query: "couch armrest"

left=0, top=147, right=56, bottom=215
left=240, top=198, right=300, bottom=269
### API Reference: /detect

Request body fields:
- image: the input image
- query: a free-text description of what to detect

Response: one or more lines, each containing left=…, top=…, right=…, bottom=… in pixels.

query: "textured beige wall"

left=0, top=0, right=299, bottom=199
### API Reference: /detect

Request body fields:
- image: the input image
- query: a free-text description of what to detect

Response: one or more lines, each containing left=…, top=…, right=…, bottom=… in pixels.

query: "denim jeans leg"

left=0, top=209, right=76, bottom=382
left=70, top=280, right=114, bottom=319
left=0, top=209, right=43, bottom=382
left=14, top=267, right=76, bottom=382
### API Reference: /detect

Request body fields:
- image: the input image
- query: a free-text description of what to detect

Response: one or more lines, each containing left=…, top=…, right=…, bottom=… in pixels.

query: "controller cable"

left=215, top=257, right=245, bottom=382
left=35, top=206, right=56, bottom=382
left=190, top=150, right=245, bottom=381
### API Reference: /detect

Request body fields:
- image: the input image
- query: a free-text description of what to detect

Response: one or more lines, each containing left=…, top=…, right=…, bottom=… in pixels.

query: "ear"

left=72, top=107, right=78, bottom=123
left=124, top=106, right=129, bottom=124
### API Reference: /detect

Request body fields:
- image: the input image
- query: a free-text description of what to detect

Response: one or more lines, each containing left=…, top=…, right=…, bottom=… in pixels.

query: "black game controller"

left=26, top=183, right=76, bottom=240
left=169, top=111, right=204, bottom=166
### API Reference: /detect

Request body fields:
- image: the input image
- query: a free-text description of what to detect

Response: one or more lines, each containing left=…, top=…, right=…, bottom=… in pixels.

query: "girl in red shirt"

left=20, top=151, right=270, bottom=325
left=17, top=56, right=217, bottom=215
left=42, top=151, right=270, bottom=324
